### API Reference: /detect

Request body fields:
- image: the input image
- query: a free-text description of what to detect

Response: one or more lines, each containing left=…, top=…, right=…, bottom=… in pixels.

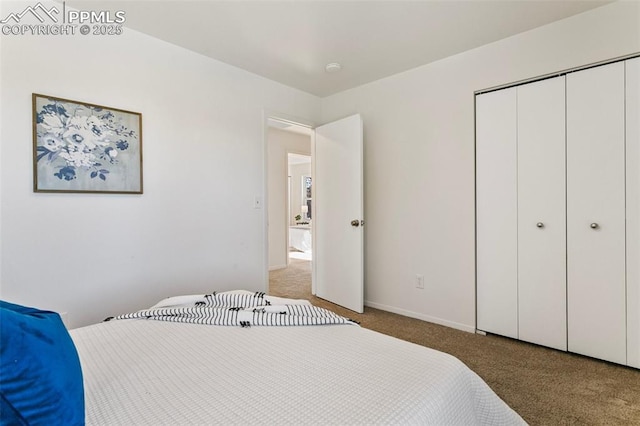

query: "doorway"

left=266, top=118, right=313, bottom=274
left=265, top=113, right=364, bottom=313
left=287, top=153, right=312, bottom=262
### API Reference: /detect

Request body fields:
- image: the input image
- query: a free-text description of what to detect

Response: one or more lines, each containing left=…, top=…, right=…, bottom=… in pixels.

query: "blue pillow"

left=0, top=301, right=84, bottom=425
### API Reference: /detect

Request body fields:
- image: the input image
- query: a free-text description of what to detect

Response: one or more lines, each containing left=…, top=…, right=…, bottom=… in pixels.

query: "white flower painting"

left=33, top=94, right=142, bottom=193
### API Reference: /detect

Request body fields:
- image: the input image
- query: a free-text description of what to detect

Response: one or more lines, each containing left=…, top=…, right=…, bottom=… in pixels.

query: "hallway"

left=269, top=259, right=312, bottom=300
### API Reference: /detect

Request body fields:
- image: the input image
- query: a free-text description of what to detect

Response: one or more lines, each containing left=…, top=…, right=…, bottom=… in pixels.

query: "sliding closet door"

left=476, top=88, right=518, bottom=338
left=567, top=62, right=626, bottom=364
left=627, top=57, right=640, bottom=369
left=517, top=77, right=567, bottom=351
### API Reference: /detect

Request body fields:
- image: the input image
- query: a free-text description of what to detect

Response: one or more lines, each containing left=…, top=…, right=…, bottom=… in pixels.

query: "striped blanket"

left=112, top=291, right=357, bottom=327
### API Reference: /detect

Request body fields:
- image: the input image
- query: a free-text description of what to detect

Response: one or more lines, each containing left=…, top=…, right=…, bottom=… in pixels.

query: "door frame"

left=262, top=110, right=316, bottom=291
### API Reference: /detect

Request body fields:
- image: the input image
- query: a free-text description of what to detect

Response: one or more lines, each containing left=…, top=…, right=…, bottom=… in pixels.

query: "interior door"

left=475, top=88, right=518, bottom=338
left=517, top=76, right=567, bottom=351
left=626, top=57, right=640, bottom=369
left=313, top=114, right=364, bottom=313
left=567, top=62, right=626, bottom=365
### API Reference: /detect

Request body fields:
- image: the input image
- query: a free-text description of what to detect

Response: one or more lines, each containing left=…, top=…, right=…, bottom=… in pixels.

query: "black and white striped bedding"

left=112, top=291, right=357, bottom=327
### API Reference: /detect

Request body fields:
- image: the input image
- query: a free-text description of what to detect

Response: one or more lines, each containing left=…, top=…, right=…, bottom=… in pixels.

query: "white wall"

left=2, top=1, right=638, bottom=333
left=289, top=162, right=311, bottom=225
left=267, top=128, right=311, bottom=269
left=320, top=1, right=640, bottom=332
left=0, top=2, right=320, bottom=328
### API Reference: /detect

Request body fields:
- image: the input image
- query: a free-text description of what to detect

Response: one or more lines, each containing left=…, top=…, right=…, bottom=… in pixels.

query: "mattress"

left=70, top=294, right=525, bottom=425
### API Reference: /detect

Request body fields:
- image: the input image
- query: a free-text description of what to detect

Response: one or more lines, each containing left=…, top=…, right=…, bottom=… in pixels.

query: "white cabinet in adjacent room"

left=475, top=57, right=639, bottom=368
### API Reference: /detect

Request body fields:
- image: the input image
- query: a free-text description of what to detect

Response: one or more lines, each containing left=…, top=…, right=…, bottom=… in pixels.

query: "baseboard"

left=364, top=300, right=476, bottom=334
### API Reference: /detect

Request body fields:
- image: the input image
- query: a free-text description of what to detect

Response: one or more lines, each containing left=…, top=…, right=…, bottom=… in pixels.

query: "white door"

left=313, top=114, right=364, bottom=313
left=567, top=62, right=627, bottom=365
left=476, top=88, right=518, bottom=338
left=517, top=76, right=567, bottom=351
left=626, top=57, right=640, bottom=369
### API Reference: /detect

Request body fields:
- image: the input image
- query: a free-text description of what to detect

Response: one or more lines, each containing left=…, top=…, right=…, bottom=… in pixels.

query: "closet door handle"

left=536, top=222, right=544, bottom=228
left=590, top=223, right=599, bottom=229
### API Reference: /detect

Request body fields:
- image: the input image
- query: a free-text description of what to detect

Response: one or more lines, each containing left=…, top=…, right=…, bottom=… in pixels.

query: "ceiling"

left=66, top=0, right=612, bottom=97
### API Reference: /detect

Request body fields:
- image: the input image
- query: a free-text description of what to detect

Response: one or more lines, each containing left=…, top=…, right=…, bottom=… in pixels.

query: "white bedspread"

left=71, top=300, right=525, bottom=425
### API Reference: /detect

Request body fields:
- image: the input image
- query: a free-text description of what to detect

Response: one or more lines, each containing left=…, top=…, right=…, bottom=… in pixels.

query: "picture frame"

left=32, top=93, right=143, bottom=194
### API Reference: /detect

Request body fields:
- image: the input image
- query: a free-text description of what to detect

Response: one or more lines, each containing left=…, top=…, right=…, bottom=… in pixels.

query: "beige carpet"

left=270, top=259, right=640, bottom=425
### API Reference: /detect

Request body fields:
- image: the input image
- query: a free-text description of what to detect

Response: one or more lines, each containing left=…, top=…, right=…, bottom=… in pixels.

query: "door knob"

left=536, top=222, right=544, bottom=228
left=350, top=220, right=360, bottom=227
left=590, top=223, right=599, bottom=229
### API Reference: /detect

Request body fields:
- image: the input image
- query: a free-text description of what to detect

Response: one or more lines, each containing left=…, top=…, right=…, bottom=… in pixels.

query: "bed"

left=0, top=291, right=525, bottom=425
left=66, top=291, right=525, bottom=425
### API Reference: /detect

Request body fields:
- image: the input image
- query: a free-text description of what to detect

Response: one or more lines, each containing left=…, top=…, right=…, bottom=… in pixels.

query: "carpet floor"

left=269, top=258, right=640, bottom=425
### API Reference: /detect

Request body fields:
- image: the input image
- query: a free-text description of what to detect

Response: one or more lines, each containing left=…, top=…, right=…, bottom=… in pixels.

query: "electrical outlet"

left=415, top=274, right=424, bottom=289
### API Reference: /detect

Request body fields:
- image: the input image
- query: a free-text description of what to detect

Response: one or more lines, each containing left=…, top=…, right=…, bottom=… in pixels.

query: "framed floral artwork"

left=32, top=93, right=143, bottom=193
